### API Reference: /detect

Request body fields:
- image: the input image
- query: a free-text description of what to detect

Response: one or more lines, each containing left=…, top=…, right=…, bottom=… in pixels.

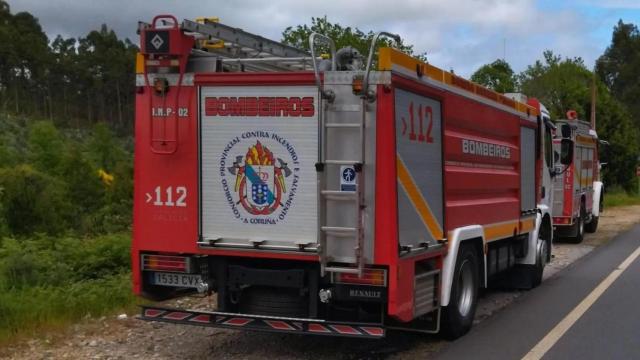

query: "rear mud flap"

left=139, top=305, right=385, bottom=338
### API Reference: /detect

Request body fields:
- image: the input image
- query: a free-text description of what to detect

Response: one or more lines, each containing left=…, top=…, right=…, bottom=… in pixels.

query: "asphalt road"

left=435, top=224, right=640, bottom=360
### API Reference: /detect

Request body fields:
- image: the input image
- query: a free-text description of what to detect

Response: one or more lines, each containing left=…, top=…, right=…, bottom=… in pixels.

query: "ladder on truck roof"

left=181, top=18, right=318, bottom=72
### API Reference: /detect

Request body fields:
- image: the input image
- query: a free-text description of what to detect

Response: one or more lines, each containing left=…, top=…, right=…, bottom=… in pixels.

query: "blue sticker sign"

left=340, top=165, right=356, bottom=192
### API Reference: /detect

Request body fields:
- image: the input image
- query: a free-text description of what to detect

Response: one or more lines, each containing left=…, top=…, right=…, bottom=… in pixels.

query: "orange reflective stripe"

left=396, top=156, right=444, bottom=240
left=519, top=217, right=536, bottom=233
left=378, top=47, right=539, bottom=117
left=484, top=222, right=518, bottom=242
left=484, top=217, right=536, bottom=242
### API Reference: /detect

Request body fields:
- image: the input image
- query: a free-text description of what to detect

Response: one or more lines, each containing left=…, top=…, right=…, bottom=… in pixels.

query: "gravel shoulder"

left=4, top=205, right=640, bottom=360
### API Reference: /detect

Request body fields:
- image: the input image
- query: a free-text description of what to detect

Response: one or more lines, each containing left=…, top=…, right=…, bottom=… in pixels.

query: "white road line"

left=522, top=244, right=640, bottom=360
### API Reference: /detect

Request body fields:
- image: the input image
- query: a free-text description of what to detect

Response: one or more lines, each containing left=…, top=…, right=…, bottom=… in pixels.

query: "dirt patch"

left=3, top=205, right=640, bottom=360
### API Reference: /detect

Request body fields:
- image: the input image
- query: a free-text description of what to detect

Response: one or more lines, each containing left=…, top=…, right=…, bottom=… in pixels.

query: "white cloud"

left=584, top=0, right=640, bottom=9
left=9, top=0, right=620, bottom=76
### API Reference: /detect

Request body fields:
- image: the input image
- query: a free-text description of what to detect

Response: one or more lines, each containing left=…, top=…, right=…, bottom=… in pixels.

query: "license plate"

left=152, top=272, right=202, bottom=288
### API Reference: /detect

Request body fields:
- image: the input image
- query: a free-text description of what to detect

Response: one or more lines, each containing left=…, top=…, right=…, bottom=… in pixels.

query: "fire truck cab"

left=133, top=16, right=562, bottom=340
left=552, top=111, right=604, bottom=242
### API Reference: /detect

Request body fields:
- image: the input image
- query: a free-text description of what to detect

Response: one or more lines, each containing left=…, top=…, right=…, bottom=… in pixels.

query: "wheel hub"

left=457, top=259, right=474, bottom=317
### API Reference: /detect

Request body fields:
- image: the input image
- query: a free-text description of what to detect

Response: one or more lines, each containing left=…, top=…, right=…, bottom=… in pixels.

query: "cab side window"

left=545, top=125, right=553, bottom=168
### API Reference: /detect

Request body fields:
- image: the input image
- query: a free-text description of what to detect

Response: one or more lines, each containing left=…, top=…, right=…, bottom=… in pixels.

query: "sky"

left=8, top=0, right=640, bottom=77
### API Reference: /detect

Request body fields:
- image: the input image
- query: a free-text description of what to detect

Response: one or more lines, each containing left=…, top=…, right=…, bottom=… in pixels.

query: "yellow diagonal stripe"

left=483, top=218, right=535, bottom=242
left=396, top=156, right=444, bottom=240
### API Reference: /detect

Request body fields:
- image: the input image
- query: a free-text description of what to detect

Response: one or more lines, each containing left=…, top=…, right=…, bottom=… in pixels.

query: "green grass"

left=0, top=273, right=139, bottom=343
left=604, top=190, right=640, bottom=207
left=0, top=233, right=139, bottom=344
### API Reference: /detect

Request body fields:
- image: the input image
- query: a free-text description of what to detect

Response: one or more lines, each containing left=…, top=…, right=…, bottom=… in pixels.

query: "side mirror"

left=560, top=139, right=574, bottom=165
left=561, top=124, right=571, bottom=138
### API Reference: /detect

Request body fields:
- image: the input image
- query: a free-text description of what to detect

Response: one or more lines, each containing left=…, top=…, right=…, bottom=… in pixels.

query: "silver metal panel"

left=414, top=270, right=439, bottom=317
left=323, top=71, right=392, bottom=86
left=395, top=89, right=443, bottom=248
left=322, top=83, right=376, bottom=263
left=136, top=73, right=194, bottom=86
left=200, top=86, right=319, bottom=249
left=520, top=127, right=536, bottom=211
left=397, top=188, right=432, bottom=249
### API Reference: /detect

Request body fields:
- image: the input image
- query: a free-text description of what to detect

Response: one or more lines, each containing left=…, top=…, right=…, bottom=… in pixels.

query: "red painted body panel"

left=563, top=163, right=574, bottom=217
left=132, top=82, right=199, bottom=294
left=373, top=85, right=417, bottom=321
left=441, top=90, right=522, bottom=230
left=374, top=85, right=398, bottom=266
left=379, top=75, right=531, bottom=321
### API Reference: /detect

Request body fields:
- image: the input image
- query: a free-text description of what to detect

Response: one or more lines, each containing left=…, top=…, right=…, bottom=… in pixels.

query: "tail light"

left=553, top=217, right=572, bottom=225
left=333, top=268, right=387, bottom=287
left=142, top=254, right=193, bottom=273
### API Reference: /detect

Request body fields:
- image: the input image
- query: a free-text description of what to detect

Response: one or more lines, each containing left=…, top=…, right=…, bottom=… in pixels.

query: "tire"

left=528, top=238, right=548, bottom=288
left=585, top=196, right=602, bottom=233
left=440, top=244, right=480, bottom=340
left=585, top=215, right=599, bottom=233
left=238, top=286, right=308, bottom=318
left=568, top=205, right=586, bottom=243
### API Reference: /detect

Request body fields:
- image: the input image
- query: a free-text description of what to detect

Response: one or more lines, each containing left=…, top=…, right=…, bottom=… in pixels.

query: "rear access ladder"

left=314, top=32, right=400, bottom=277
left=317, top=96, right=367, bottom=277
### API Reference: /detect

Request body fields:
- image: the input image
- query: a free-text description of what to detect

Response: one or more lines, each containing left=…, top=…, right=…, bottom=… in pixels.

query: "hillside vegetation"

left=0, top=114, right=134, bottom=343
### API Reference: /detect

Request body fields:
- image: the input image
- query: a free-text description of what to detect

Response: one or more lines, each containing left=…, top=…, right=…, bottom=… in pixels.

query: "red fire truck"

left=552, top=111, right=604, bottom=242
left=133, top=16, right=567, bottom=339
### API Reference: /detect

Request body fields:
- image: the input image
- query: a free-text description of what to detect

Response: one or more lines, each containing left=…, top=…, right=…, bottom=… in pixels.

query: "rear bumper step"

left=139, top=305, right=385, bottom=338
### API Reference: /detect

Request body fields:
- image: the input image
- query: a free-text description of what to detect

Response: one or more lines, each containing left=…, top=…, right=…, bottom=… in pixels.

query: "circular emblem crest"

left=219, top=131, right=299, bottom=225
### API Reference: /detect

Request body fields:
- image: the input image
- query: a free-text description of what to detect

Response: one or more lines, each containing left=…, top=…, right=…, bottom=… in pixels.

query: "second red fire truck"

left=552, top=111, right=604, bottom=243
left=132, top=16, right=572, bottom=339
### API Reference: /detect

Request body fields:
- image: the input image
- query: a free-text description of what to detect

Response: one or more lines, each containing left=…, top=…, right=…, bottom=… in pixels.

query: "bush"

left=0, top=165, right=71, bottom=235
left=87, top=122, right=127, bottom=171
left=0, top=197, right=9, bottom=239
left=60, top=145, right=106, bottom=231
left=89, top=160, right=133, bottom=234
left=0, top=117, right=133, bottom=236
left=27, top=121, right=66, bottom=175
left=0, top=233, right=136, bottom=342
left=0, top=233, right=131, bottom=289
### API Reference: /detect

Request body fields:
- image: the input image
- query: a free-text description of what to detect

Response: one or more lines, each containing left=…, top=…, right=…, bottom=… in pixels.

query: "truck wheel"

left=440, top=244, right=479, bottom=340
left=239, top=286, right=308, bottom=318
left=585, top=197, right=601, bottom=233
left=529, top=238, right=548, bottom=287
left=569, top=206, right=585, bottom=243
left=585, top=216, right=599, bottom=233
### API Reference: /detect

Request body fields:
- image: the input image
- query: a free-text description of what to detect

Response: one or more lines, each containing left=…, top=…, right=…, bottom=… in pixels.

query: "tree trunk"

left=63, top=85, right=67, bottom=119
left=87, top=90, right=91, bottom=123
left=116, top=80, right=123, bottom=128
left=100, top=88, right=106, bottom=123
left=14, top=84, right=19, bottom=113
left=48, top=86, right=53, bottom=121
